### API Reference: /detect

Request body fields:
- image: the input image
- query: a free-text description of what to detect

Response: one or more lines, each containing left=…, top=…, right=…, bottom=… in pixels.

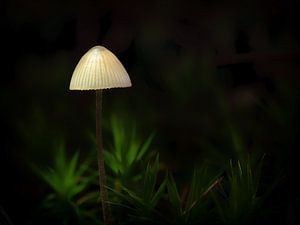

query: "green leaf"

left=167, top=174, right=181, bottom=212
left=105, top=115, right=155, bottom=184
left=127, top=126, right=139, bottom=165
left=151, top=177, right=167, bottom=207
left=104, top=150, right=121, bottom=174
left=137, top=132, right=155, bottom=161
left=143, top=155, right=159, bottom=201
left=32, top=143, right=91, bottom=200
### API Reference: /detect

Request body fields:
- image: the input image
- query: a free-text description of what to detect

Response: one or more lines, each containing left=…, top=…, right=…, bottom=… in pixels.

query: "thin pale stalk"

left=96, top=90, right=111, bottom=225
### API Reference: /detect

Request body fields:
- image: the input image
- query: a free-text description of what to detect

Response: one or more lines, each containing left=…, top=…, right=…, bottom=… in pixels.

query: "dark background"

left=1, top=0, right=300, bottom=224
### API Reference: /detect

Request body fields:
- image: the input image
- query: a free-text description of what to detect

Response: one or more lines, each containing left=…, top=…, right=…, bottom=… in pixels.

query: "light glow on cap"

left=69, top=46, right=132, bottom=90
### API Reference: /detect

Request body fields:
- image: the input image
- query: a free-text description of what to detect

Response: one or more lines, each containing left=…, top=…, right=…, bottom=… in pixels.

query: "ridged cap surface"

left=69, top=46, right=132, bottom=90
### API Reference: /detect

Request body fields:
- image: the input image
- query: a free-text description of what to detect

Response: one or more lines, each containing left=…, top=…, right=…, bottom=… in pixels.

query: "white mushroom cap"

left=69, top=46, right=132, bottom=90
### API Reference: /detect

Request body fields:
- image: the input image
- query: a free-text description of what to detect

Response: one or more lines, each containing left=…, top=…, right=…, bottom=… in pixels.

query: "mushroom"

left=69, top=46, right=131, bottom=224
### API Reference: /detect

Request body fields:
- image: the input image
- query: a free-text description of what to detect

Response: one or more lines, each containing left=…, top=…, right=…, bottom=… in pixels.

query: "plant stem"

left=96, top=90, right=111, bottom=225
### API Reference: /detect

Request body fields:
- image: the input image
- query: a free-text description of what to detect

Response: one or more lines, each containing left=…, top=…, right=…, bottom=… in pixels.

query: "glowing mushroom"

left=69, top=46, right=131, bottom=224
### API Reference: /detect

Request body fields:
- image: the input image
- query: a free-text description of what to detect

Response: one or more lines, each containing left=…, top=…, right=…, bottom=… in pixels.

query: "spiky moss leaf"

left=105, top=115, right=155, bottom=183
left=104, top=150, right=122, bottom=174
left=167, top=174, right=182, bottom=214
left=213, top=155, right=267, bottom=225
left=136, top=132, right=156, bottom=161
left=110, top=115, right=125, bottom=162
left=143, top=155, right=160, bottom=202
left=151, top=178, right=167, bottom=207
left=107, top=154, right=167, bottom=224
left=32, top=141, right=87, bottom=198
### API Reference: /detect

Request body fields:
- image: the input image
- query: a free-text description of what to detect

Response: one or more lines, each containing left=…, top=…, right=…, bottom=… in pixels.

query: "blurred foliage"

left=20, top=72, right=299, bottom=225
left=2, top=0, right=299, bottom=224
left=109, top=155, right=167, bottom=225
left=104, top=115, right=155, bottom=185
left=31, top=141, right=99, bottom=225
left=212, top=156, right=265, bottom=225
left=165, top=167, right=223, bottom=225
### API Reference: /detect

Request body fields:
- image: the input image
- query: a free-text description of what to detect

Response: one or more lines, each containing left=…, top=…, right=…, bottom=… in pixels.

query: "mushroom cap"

left=69, top=46, right=132, bottom=90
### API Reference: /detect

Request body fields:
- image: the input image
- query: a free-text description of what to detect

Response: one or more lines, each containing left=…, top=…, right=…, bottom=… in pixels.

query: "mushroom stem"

left=96, top=90, right=111, bottom=225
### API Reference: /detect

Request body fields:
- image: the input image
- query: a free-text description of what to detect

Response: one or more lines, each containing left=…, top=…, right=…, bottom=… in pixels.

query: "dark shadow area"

left=0, top=0, right=299, bottom=224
